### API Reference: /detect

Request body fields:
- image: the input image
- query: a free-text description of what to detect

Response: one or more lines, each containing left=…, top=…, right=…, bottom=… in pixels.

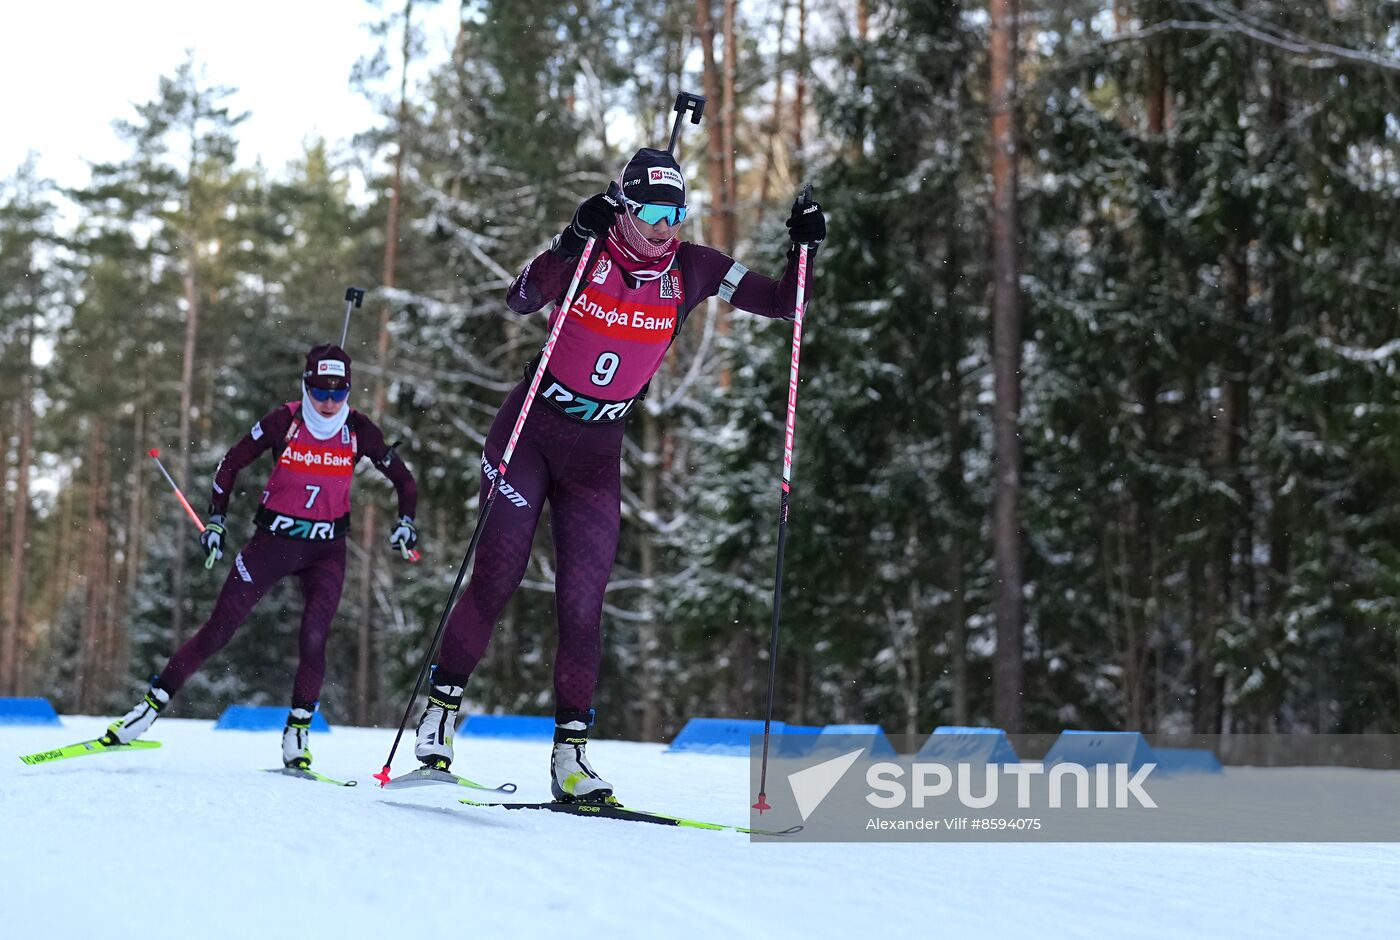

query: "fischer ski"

left=380, top=764, right=517, bottom=794
left=458, top=797, right=803, bottom=836
left=19, top=738, right=162, bottom=766
left=263, top=767, right=358, bottom=787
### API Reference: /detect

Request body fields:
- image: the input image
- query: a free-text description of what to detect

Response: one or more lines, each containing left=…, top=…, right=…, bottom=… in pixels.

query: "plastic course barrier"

left=1043, top=730, right=1156, bottom=771
left=668, top=717, right=792, bottom=755
left=460, top=714, right=556, bottom=739
left=1154, top=746, right=1224, bottom=774
left=916, top=726, right=1020, bottom=764
left=0, top=697, right=62, bottom=726
left=214, top=705, right=331, bottom=731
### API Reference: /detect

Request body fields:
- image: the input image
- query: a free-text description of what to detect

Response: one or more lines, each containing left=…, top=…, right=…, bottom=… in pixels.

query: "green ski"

left=19, top=738, right=162, bottom=766
left=458, top=797, right=803, bottom=836
left=381, top=765, right=516, bottom=794
left=263, top=767, right=357, bottom=787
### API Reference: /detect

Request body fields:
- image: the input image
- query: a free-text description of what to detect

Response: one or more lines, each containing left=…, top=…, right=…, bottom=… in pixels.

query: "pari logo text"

left=542, top=383, right=635, bottom=423
left=265, top=515, right=339, bottom=540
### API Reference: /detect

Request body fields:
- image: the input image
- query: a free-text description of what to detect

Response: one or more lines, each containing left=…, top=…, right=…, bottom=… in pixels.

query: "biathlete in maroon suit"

left=104, top=344, right=420, bottom=769
left=413, top=147, right=827, bottom=802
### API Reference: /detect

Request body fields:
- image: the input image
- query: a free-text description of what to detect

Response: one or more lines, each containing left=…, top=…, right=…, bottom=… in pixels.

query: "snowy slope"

left=3, top=717, right=1399, bottom=939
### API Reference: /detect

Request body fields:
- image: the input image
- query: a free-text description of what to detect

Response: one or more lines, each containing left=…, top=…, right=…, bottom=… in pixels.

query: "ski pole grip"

left=667, top=91, right=707, bottom=154
left=674, top=91, right=706, bottom=122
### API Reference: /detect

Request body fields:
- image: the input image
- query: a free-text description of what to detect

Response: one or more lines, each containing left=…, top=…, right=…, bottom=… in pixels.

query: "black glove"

left=553, top=184, right=625, bottom=257
left=786, top=189, right=826, bottom=246
left=201, top=514, right=226, bottom=565
left=388, top=515, right=418, bottom=554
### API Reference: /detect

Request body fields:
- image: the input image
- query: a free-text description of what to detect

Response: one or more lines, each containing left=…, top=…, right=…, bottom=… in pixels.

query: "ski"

left=263, top=767, right=358, bottom=787
left=458, top=797, right=803, bottom=836
left=380, top=764, right=517, bottom=794
left=19, top=738, right=162, bottom=766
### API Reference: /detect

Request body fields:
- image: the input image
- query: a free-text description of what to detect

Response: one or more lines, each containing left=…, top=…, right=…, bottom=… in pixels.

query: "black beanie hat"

left=620, top=147, right=687, bottom=206
left=303, top=343, right=352, bottom=390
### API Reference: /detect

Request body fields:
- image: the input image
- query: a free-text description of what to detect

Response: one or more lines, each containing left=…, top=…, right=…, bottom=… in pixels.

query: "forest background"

left=3, top=0, right=1399, bottom=740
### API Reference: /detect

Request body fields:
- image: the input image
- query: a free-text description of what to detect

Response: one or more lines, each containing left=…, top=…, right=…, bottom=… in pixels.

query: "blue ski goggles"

left=306, top=383, right=350, bottom=403
left=626, top=198, right=688, bottom=227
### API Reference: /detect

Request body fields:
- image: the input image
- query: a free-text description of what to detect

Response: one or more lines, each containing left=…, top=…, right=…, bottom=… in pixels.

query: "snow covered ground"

left=4, top=717, right=1399, bottom=939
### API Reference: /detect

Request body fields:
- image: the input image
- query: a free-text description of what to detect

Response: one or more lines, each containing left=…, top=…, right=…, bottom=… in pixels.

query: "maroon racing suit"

left=434, top=240, right=803, bottom=709
left=157, top=403, right=417, bottom=710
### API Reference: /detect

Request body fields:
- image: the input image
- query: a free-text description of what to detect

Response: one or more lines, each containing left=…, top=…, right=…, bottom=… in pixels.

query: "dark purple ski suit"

left=434, top=241, right=802, bottom=709
left=157, top=405, right=416, bottom=710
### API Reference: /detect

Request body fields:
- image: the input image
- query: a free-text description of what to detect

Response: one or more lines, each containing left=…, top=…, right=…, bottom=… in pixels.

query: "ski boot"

left=550, top=708, right=613, bottom=804
left=414, top=681, right=463, bottom=771
left=282, top=707, right=315, bottom=769
left=102, top=685, right=170, bottom=745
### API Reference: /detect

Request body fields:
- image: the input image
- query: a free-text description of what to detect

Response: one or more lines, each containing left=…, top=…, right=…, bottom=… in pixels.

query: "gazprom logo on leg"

left=480, top=455, right=529, bottom=508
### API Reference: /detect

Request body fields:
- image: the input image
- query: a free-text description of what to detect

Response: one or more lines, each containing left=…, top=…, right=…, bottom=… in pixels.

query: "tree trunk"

left=356, top=0, right=414, bottom=725
left=757, top=0, right=790, bottom=224
left=720, top=0, right=738, bottom=255
left=944, top=231, right=970, bottom=726
left=0, top=404, right=8, bottom=694
left=1261, top=49, right=1293, bottom=730
left=793, top=0, right=807, bottom=157
left=78, top=423, right=112, bottom=712
left=1124, top=371, right=1157, bottom=731
left=1195, top=35, right=1251, bottom=734
left=904, top=573, right=922, bottom=737
left=111, top=381, right=149, bottom=700
left=696, top=1, right=726, bottom=252
left=851, top=0, right=870, bottom=153
left=172, top=129, right=202, bottom=646
left=1123, top=0, right=1169, bottom=733
left=695, top=0, right=732, bottom=388
left=989, top=0, right=1025, bottom=731
left=43, top=485, right=76, bottom=673
left=3, top=314, right=34, bottom=695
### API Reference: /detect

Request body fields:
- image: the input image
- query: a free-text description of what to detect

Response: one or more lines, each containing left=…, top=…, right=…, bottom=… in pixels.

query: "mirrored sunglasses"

left=626, top=199, right=688, bottom=226
left=306, top=384, right=350, bottom=403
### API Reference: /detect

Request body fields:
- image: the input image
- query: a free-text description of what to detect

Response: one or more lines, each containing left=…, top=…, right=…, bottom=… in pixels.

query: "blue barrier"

left=214, top=705, right=330, bottom=731
left=0, top=697, right=62, bottom=726
left=917, top=726, right=1020, bottom=764
left=1043, top=731, right=1156, bottom=771
left=815, top=724, right=897, bottom=758
left=1155, top=746, right=1224, bottom=774
left=769, top=724, right=824, bottom=758
left=667, top=717, right=789, bottom=755
left=461, top=714, right=555, bottom=739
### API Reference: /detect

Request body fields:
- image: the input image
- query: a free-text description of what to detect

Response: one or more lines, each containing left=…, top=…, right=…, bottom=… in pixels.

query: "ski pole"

left=753, top=185, right=815, bottom=814
left=148, top=448, right=220, bottom=570
left=373, top=231, right=602, bottom=787
left=340, top=286, right=366, bottom=348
